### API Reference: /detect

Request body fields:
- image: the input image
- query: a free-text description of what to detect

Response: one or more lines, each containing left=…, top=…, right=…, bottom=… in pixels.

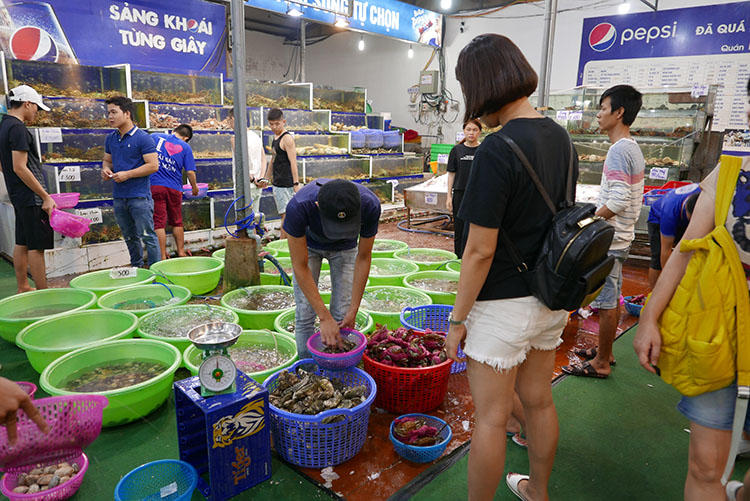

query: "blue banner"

left=0, top=0, right=227, bottom=75
left=246, top=0, right=442, bottom=47
left=578, top=2, right=749, bottom=84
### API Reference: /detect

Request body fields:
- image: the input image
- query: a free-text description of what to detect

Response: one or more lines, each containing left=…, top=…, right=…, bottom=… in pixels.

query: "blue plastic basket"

left=262, top=359, right=377, bottom=468
left=643, top=189, right=668, bottom=207
left=390, top=413, right=452, bottom=463
left=623, top=296, right=643, bottom=317
left=307, top=328, right=366, bottom=370
left=114, top=460, right=197, bottom=501
left=400, top=305, right=466, bottom=374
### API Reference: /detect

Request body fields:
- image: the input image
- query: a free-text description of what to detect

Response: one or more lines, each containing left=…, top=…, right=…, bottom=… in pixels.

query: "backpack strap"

left=498, top=134, right=557, bottom=214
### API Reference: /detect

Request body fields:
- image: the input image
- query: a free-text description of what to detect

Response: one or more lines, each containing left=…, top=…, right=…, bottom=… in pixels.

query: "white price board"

left=424, top=193, right=438, bottom=205
left=649, top=167, right=670, bottom=181
left=568, top=111, right=583, bottom=121
left=76, top=208, right=102, bottom=224
left=556, top=110, right=570, bottom=120
left=39, top=127, right=62, bottom=143
left=58, top=166, right=80, bottom=182
left=109, top=267, right=138, bottom=279
left=437, top=154, right=449, bottom=164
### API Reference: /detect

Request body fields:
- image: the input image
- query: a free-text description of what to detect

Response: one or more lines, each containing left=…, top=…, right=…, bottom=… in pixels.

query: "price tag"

left=455, top=131, right=465, bottom=142
left=691, top=85, right=708, bottom=98
left=58, top=166, right=80, bottom=182
left=568, top=111, right=583, bottom=121
left=76, top=208, right=102, bottom=224
left=437, top=154, right=449, bottom=164
left=649, top=167, right=669, bottom=181
left=109, top=267, right=138, bottom=279
left=424, top=193, right=438, bottom=205
left=159, top=482, right=178, bottom=498
left=555, top=110, right=570, bottom=120
left=38, top=127, right=62, bottom=143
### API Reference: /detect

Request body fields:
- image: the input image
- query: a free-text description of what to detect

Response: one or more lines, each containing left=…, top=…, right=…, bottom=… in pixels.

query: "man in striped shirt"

left=563, top=85, right=645, bottom=379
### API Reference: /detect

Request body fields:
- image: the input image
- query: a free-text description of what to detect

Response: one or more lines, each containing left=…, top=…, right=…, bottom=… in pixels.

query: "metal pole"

left=230, top=0, right=251, bottom=230
left=538, top=0, right=558, bottom=108
left=299, top=20, right=306, bottom=82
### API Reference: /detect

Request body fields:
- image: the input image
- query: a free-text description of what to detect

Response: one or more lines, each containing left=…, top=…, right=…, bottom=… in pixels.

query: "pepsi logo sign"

left=187, top=19, right=199, bottom=32
left=10, top=26, right=58, bottom=62
left=589, top=22, right=617, bottom=52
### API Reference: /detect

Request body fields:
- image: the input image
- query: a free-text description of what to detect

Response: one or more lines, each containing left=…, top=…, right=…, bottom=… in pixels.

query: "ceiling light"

left=618, top=1, right=631, bottom=14
left=335, top=17, right=349, bottom=28
left=408, top=45, right=414, bottom=58
left=358, top=36, right=365, bottom=51
left=440, top=0, right=451, bottom=10
left=287, top=6, right=303, bottom=17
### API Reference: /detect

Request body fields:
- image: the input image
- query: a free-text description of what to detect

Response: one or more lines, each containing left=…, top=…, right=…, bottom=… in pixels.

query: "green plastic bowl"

left=393, top=248, right=458, bottom=271
left=265, top=239, right=290, bottom=257
left=212, top=247, right=278, bottom=261
left=221, top=285, right=295, bottom=330
left=150, top=257, right=224, bottom=295
left=402, top=271, right=460, bottom=305
left=40, top=339, right=181, bottom=427
left=315, top=271, right=369, bottom=303
left=261, top=257, right=293, bottom=286
left=0, top=288, right=97, bottom=344
left=16, top=310, right=139, bottom=373
left=371, top=239, right=409, bottom=259
left=137, top=304, right=239, bottom=353
left=360, top=286, right=432, bottom=330
left=445, top=260, right=461, bottom=273
left=183, top=330, right=298, bottom=382
left=368, top=258, right=420, bottom=286
left=70, top=268, right=155, bottom=298
left=273, top=306, right=374, bottom=337
left=97, top=284, right=192, bottom=317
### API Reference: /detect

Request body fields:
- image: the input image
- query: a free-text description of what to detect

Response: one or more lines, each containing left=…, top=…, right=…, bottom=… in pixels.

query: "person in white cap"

left=0, top=85, right=54, bottom=293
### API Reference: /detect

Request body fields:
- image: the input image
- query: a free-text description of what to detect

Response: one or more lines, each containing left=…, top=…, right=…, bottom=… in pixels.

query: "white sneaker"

left=726, top=480, right=742, bottom=501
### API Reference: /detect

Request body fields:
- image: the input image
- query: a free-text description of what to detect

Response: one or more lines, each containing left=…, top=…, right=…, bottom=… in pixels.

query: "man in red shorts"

left=150, top=124, right=198, bottom=259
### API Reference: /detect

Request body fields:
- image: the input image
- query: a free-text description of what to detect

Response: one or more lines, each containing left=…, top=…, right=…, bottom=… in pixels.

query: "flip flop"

left=506, top=472, right=530, bottom=500
left=561, top=361, right=609, bottom=379
left=572, top=347, right=616, bottom=366
left=726, top=480, right=743, bottom=501
left=511, top=432, right=528, bottom=449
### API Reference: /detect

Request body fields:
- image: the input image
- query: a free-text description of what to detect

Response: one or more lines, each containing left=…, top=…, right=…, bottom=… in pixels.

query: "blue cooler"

left=350, top=130, right=366, bottom=149
left=365, top=129, right=384, bottom=148
left=383, top=131, right=401, bottom=149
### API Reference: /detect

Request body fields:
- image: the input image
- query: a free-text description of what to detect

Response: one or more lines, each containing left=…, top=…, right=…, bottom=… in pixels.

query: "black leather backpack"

left=498, top=134, right=615, bottom=312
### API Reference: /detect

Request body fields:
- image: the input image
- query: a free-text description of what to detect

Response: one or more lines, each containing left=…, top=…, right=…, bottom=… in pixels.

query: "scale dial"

left=199, top=354, right=237, bottom=393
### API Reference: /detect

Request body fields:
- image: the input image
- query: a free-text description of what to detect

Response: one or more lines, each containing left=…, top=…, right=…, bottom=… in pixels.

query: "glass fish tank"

left=149, top=102, right=233, bottom=130
left=192, top=159, right=234, bottom=191
left=302, top=157, right=370, bottom=184
left=5, top=58, right=128, bottom=98
left=45, top=162, right=111, bottom=200
left=313, top=87, right=366, bottom=112
left=367, top=115, right=385, bottom=130
left=78, top=202, right=122, bottom=245
left=212, top=192, right=238, bottom=229
left=331, top=112, right=367, bottom=131
left=351, top=130, right=402, bottom=155
left=262, top=109, right=328, bottom=132
left=182, top=197, right=212, bottom=232
left=225, top=80, right=312, bottom=109
left=131, top=70, right=222, bottom=104
left=188, top=131, right=233, bottom=159
left=262, top=132, right=349, bottom=157
left=259, top=189, right=280, bottom=220
left=371, top=155, right=423, bottom=178
left=356, top=179, right=393, bottom=204
left=38, top=129, right=108, bottom=163
left=30, top=98, right=148, bottom=129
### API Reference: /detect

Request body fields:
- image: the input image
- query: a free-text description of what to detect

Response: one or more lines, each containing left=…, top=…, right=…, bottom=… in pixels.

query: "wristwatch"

left=293, top=182, right=300, bottom=186
left=448, top=313, right=465, bottom=326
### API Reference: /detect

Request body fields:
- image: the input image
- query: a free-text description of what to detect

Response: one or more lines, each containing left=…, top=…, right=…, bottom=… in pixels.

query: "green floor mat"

left=410, top=327, right=750, bottom=500
left=0, top=258, right=18, bottom=300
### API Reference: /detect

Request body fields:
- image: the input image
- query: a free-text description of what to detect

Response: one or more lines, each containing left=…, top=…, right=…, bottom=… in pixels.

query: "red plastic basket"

left=362, top=352, right=452, bottom=414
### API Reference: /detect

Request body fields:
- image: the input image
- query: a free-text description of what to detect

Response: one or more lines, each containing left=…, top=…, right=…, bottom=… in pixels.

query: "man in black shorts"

left=0, top=85, right=55, bottom=292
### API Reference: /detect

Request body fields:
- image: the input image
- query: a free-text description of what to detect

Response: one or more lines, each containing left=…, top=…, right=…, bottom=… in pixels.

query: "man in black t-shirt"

left=0, top=85, right=55, bottom=292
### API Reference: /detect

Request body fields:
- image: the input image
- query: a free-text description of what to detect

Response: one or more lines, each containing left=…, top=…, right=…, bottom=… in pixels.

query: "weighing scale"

left=188, top=321, right=242, bottom=397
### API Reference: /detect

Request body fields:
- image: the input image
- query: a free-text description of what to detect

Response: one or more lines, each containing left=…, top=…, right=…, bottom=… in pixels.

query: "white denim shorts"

left=463, top=296, right=568, bottom=371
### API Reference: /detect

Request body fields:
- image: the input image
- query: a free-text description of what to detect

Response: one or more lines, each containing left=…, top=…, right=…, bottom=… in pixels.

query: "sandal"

left=511, top=432, right=528, bottom=449
left=506, top=472, right=530, bottom=500
left=572, top=347, right=616, bottom=366
left=561, top=361, right=609, bottom=379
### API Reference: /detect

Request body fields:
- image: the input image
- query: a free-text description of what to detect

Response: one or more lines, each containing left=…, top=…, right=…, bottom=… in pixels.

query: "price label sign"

left=568, top=111, right=583, bottom=121
left=649, top=167, right=669, bottom=181
left=159, top=482, right=178, bottom=498
left=424, top=193, right=438, bottom=205
left=38, top=127, right=62, bottom=143
left=437, top=154, right=449, bottom=164
left=691, top=85, right=709, bottom=98
left=556, top=110, right=570, bottom=120
left=109, top=267, right=138, bottom=279
left=58, top=166, right=80, bottom=182
left=76, top=208, right=102, bottom=224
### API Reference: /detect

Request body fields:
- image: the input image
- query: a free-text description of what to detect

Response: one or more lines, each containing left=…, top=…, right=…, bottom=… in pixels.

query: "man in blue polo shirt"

left=284, top=179, right=381, bottom=358
left=102, top=96, right=159, bottom=267
left=646, top=183, right=700, bottom=288
left=150, top=124, right=198, bottom=260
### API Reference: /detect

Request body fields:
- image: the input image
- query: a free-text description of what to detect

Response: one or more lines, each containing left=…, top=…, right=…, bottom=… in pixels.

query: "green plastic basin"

left=97, top=284, right=192, bottom=317
left=368, top=258, right=420, bottom=286
left=212, top=247, right=278, bottom=261
left=371, top=239, right=409, bottom=259
left=39, top=339, right=182, bottom=427
left=183, top=330, right=297, bottom=382
left=261, top=257, right=293, bottom=286
left=265, top=239, right=290, bottom=257
left=137, top=304, right=239, bottom=353
left=273, top=306, right=374, bottom=338
left=360, top=286, right=432, bottom=330
left=445, top=260, right=461, bottom=273
left=0, top=288, right=97, bottom=344
left=16, top=310, right=139, bottom=373
left=402, top=271, right=460, bottom=305
left=221, top=285, right=295, bottom=330
left=150, top=257, right=224, bottom=295
left=393, top=248, right=458, bottom=271
left=69, top=268, right=155, bottom=298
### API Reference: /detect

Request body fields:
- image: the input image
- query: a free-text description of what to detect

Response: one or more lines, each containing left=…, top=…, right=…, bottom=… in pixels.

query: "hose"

left=261, top=253, right=292, bottom=286
left=397, top=214, right=453, bottom=237
left=224, top=194, right=265, bottom=239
